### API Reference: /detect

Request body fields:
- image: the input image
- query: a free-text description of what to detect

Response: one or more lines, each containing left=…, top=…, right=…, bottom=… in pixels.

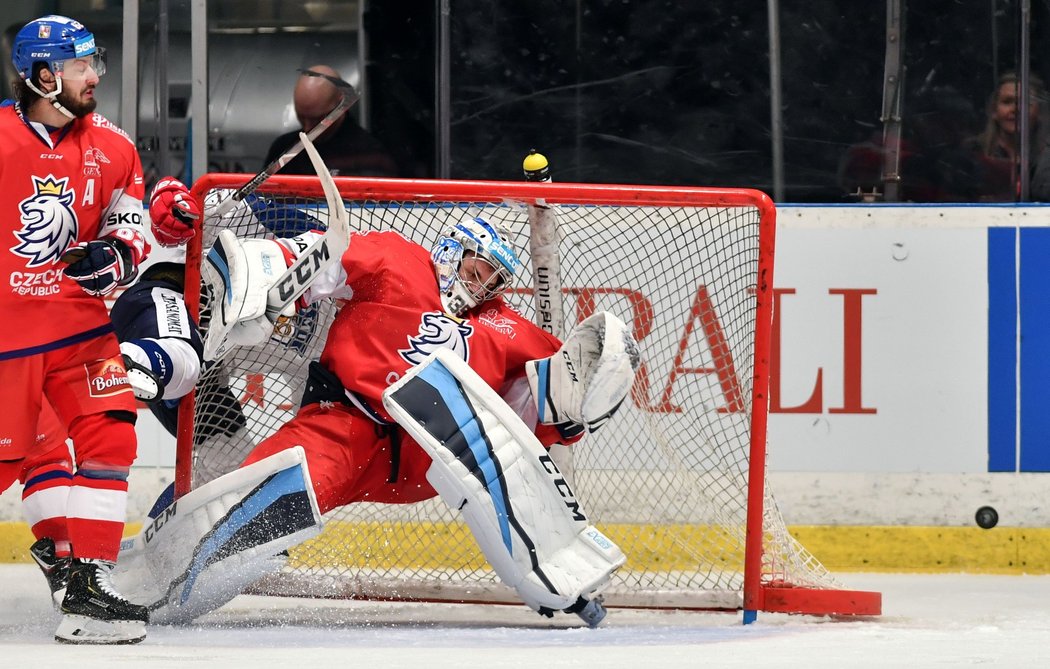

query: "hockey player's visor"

left=56, top=48, right=106, bottom=80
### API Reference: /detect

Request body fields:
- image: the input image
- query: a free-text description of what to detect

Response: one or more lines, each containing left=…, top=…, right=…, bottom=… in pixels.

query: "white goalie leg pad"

left=526, top=311, right=641, bottom=432
left=201, top=229, right=293, bottom=360
left=382, top=349, right=625, bottom=616
left=111, top=446, right=322, bottom=624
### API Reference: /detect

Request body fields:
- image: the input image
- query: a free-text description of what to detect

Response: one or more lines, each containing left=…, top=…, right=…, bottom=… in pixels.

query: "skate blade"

left=55, top=614, right=146, bottom=645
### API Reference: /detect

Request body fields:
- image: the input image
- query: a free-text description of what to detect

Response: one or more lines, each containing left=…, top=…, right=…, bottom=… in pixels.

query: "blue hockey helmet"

left=432, top=213, right=521, bottom=316
left=12, top=15, right=105, bottom=81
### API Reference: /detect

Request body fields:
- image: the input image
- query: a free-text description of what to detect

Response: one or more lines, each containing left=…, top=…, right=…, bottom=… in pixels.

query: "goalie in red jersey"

left=118, top=176, right=640, bottom=628
left=0, top=14, right=156, bottom=645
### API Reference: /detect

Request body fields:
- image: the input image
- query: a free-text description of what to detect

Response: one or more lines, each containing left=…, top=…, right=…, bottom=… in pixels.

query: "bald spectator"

left=262, top=65, right=400, bottom=177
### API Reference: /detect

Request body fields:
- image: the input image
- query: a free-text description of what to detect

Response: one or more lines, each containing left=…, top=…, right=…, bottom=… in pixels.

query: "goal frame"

left=177, top=173, right=881, bottom=622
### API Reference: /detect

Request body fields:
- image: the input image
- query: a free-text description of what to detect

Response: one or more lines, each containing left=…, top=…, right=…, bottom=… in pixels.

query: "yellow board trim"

left=2, top=521, right=1049, bottom=574
left=0, top=522, right=141, bottom=562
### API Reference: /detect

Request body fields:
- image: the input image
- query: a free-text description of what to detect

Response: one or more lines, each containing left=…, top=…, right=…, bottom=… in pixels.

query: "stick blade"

left=299, top=131, right=351, bottom=251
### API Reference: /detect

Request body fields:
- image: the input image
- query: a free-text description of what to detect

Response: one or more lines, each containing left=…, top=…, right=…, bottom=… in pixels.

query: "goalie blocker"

left=382, top=349, right=626, bottom=627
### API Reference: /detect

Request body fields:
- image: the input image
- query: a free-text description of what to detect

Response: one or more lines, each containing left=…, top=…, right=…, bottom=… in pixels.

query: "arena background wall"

left=4, top=203, right=1050, bottom=573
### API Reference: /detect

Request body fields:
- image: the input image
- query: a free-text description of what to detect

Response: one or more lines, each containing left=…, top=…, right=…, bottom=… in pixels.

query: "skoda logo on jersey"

left=399, top=312, right=474, bottom=366
left=12, top=175, right=78, bottom=268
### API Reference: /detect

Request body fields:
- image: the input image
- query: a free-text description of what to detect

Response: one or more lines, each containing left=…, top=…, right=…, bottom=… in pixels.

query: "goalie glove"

left=526, top=311, right=641, bottom=434
left=149, top=177, right=201, bottom=247
left=62, top=229, right=146, bottom=297
left=201, top=229, right=298, bottom=360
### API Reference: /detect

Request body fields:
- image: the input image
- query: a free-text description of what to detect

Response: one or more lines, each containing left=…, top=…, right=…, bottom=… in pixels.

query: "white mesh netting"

left=182, top=177, right=839, bottom=610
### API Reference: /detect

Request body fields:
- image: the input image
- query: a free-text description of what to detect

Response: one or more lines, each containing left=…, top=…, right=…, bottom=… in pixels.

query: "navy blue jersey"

left=111, top=278, right=202, bottom=436
left=110, top=279, right=202, bottom=356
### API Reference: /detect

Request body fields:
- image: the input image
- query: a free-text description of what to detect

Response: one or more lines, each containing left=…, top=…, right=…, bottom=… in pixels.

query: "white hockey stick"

left=523, top=150, right=575, bottom=482
left=523, top=150, right=565, bottom=339
left=211, top=70, right=359, bottom=218
left=202, top=131, right=352, bottom=361
left=264, top=131, right=352, bottom=319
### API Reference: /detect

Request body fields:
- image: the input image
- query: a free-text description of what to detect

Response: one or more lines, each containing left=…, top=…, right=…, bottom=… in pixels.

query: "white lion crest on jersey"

left=13, top=175, right=78, bottom=268
left=399, top=312, right=474, bottom=366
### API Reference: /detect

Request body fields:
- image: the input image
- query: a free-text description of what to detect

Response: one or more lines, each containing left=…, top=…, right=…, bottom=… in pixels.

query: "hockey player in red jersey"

left=1, top=175, right=203, bottom=618
left=119, top=169, right=639, bottom=627
left=0, top=14, right=154, bottom=644
left=240, top=221, right=581, bottom=511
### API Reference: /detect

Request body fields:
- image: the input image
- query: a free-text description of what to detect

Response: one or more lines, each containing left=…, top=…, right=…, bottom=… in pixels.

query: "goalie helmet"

left=12, top=15, right=106, bottom=81
left=432, top=214, right=522, bottom=316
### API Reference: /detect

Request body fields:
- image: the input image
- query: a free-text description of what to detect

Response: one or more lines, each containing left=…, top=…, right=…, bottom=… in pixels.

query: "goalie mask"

left=432, top=214, right=522, bottom=316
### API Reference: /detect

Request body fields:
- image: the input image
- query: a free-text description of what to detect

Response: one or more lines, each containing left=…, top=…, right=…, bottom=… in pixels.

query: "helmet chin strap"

left=25, top=75, right=76, bottom=120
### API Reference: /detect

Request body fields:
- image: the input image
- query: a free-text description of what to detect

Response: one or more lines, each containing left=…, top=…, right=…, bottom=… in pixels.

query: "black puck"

left=975, top=506, right=999, bottom=529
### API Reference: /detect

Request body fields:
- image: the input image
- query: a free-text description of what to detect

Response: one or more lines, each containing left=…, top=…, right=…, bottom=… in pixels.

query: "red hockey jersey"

left=314, top=231, right=564, bottom=427
left=0, top=104, right=146, bottom=358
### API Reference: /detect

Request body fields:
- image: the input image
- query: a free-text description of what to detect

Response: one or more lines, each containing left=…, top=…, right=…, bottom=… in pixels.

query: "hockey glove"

left=121, top=352, right=162, bottom=403
left=62, top=233, right=140, bottom=297
left=150, top=177, right=200, bottom=247
left=526, top=312, right=640, bottom=434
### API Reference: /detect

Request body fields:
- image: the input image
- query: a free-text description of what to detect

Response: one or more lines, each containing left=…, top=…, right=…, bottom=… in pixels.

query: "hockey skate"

left=29, top=537, right=70, bottom=609
left=565, top=596, right=608, bottom=628
left=55, top=559, right=148, bottom=645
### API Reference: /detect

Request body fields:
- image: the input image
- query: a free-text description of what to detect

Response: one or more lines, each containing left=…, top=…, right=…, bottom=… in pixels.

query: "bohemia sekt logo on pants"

left=85, top=356, right=132, bottom=398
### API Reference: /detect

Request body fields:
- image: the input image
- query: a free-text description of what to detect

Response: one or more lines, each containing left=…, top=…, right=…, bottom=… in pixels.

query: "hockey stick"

left=522, top=150, right=576, bottom=484
left=523, top=150, right=565, bottom=339
left=210, top=70, right=360, bottom=218
left=202, top=131, right=352, bottom=361
left=264, top=130, right=351, bottom=320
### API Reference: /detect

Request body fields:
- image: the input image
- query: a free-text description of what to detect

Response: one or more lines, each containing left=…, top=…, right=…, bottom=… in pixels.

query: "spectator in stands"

left=262, top=65, right=400, bottom=177
left=964, top=71, right=1049, bottom=202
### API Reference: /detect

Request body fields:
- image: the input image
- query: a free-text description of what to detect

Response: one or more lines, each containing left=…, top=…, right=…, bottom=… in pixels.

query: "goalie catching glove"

left=149, top=177, right=201, bottom=247
left=526, top=311, right=641, bottom=435
left=62, top=228, right=146, bottom=297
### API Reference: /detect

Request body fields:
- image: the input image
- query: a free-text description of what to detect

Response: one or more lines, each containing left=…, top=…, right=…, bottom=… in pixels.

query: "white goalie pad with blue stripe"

left=111, top=446, right=322, bottom=624
left=382, top=349, right=625, bottom=615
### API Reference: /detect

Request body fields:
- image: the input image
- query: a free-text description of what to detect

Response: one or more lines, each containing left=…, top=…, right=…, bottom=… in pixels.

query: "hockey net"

left=178, top=174, right=880, bottom=618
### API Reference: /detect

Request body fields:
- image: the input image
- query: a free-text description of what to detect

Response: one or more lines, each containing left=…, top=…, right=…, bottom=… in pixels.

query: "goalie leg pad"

left=383, top=349, right=625, bottom=618
left=111, top=446, right=322, bottom=624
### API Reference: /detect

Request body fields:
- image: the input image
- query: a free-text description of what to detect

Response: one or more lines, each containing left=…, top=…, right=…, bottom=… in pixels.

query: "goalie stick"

left=202, top=131, right=352, bottom=361
left=523, top=150, right=575, bottom=482
left=210, top=69, right=360, bottom=219
left=523, top=150, right=565, bottom=339
left=263, top=131, right=352, bottom=320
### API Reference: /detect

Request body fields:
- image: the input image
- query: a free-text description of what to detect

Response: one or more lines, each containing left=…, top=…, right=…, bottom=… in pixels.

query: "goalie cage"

left=177, top=173, right=881, bottom=622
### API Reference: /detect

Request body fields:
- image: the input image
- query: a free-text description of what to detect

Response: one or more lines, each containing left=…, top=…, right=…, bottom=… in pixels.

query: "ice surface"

left=1, top=565, right=1046, bottom=667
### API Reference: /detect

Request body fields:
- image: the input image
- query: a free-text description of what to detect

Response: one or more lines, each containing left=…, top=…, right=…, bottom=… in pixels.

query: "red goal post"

left=177, top=173, right=881, bottom=621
